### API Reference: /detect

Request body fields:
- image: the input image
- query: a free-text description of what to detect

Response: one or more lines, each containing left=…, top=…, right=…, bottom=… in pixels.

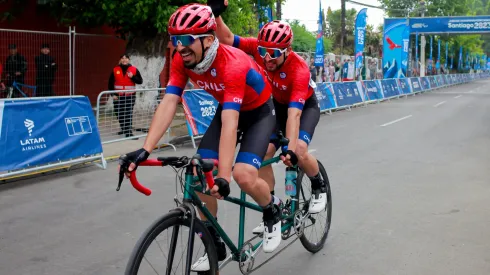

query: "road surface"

left=1, top=80, right=490, bottom=275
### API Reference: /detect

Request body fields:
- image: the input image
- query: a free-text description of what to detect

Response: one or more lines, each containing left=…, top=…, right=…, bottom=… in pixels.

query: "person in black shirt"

left=35, top=43, right=57, bottom=97
left=108, top=54, right=143, bottom=137
left=5, top=44, right=27, bottom=97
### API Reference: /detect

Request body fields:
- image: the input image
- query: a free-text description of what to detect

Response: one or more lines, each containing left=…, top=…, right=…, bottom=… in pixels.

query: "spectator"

left=35, top=43, right=57, bottom=97
left=5, top=44, right=27, bottom=97
left=108, top=54, right=143, bottom=138
left=0, top=61, right=5, bottom=92
left=309, top=61, right=317, bottom=82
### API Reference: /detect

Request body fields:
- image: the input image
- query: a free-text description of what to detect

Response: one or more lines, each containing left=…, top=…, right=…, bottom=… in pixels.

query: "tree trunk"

left=276, top=0, right=282, bottom=20
left=123, top=33, right=168, bottom=114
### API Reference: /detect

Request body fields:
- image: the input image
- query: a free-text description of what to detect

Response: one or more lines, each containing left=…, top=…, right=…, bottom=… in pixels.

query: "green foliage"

left=287, top=20, right=332, bottom=53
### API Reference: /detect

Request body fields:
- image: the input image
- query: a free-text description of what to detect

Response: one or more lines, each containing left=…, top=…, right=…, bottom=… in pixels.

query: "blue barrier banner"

left=438, top=75, right=446, bottom=86
left=361, top=80, right=383, bottom=101
left=397, top=78, right=411, bottom=94
left=429, top=76, right=438, bottom=88
left=315, top=83, right=337, bottom=111
left=420, top=77, right=430, bottom=90
left=331, top=82, right=363, bottom=107
left=181, top=89, right=219, bottom=137
left=0, top=96, right=102, bottom=172
left=409, top=78, right=422, bottom=93
left=409, top=16, right=490, bottom=34
left=380, top=79, right=400, bottom=98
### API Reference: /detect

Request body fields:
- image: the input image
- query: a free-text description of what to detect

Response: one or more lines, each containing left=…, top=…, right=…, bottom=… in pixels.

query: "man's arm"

left=142, top=93, right=180, bottom=153
left=285, top=108, right=302, bottom=152
left=132, top=69, right=143, bottom=85
left=217, top=109, right=239, bottom=182
left=215, top=16, right=235, bottom=46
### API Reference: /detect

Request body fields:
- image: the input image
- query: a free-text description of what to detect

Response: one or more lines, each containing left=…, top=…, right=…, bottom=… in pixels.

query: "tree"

left=46, top=0, right=276, bottom=89
left=326, top=7, right=357, bottom=55
left=287, top=20, right=332, bottom=53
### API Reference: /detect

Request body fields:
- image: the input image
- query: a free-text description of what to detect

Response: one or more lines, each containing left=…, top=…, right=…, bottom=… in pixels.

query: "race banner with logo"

left=382, top=18, right=409, bottom=79
left=314, top=0, right=324, bottom=67
left=181, top=89, right=219, bottom=137
left=361, top=80, right=383, bottom=101
left=331, top=82, right=362, bottom=107
left=380, top=79, right=400, bottom=98
left=429, top=76, right=438, bottom=88
left=409, top=16, right=490, bottom=34
left=315, top=83, right=337, bottom=111
left=0, top=96, right=103, bottom=172
left=419, top=77, right=430, bottom=90
left=409, top=77, right=422, bottom=93
left=397, top=78, right=411, bottom=94
left=354, top=8, right=368, bottom=77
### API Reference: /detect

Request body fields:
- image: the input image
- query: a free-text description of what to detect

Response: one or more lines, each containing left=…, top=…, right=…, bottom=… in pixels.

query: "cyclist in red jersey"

left=209, top=1, right=327, bottom=235
left=118, top=4, right=283, bottom=271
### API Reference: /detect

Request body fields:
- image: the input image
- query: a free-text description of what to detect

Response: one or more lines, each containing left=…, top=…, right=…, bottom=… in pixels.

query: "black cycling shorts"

left=271, top=93, right=320, bottom=150
left=197, top=98, right=276, bottom=170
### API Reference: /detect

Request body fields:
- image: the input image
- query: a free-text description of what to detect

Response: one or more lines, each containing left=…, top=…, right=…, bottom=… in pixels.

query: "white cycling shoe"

left=191, top=254, right=210, bottom=272
left=262, top=219, right=282, bottom=253
left=309, top=191, right=327, bottom=214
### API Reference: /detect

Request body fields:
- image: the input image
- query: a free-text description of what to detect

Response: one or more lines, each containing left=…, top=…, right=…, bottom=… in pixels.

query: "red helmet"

left=258, top=20, right=293, bottom=48
left=168, top=3, right=217, bottom=35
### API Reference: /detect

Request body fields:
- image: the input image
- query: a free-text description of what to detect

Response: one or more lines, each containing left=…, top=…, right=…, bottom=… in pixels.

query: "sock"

left=272, top=195, right=281, bottom=206
left=309, top=173, right=323, bottom=189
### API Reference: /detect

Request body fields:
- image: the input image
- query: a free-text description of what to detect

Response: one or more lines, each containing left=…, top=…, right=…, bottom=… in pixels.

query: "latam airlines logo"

left=21, top=119, right=47, bottom=151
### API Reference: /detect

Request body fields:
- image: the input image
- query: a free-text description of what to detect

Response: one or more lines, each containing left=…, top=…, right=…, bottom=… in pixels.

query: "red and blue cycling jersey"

left=232, top=35, right=314, bottom=110
left=167, top=44, right=272, bottom=112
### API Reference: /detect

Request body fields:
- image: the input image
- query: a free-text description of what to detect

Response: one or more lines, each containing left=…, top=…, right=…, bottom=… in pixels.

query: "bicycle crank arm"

left=248, top=236, right=300, bottom=274
left=218, top=254, right=234, bottom=270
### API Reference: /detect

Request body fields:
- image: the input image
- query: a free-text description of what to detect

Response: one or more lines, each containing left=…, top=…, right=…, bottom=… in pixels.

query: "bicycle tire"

left=125, top=209, right=219, bottom=275
left=296, top=160, right=332, bottom=253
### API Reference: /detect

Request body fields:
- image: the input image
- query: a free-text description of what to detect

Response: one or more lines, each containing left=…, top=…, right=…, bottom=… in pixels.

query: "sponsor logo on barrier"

left=200, top=106, right=216, bottom=117
left=24, top=119, right=34, bottom=137
left=411, top=23, right=428, bottom=29
left=412, top=81, right=419, bottom=88
left=366, top=86, right=377, bottom=93
left=21, top=118, right=47, bottom=151
left=315, top=90, right=326, bottom=100
left=196, top=80, right=225, bottom=92
left=337, top=89, right=344, bottom=100
left=65, top=116, right=93, bottom=136
left=354, top=88, right=359, bottom=96
left=253, top=158, right=261, bottom=167
left=199, top=100, right=214, bottom=106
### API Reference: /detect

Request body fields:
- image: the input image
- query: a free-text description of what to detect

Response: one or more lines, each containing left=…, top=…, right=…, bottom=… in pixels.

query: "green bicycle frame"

left=183, top=155, right=299, bottom=259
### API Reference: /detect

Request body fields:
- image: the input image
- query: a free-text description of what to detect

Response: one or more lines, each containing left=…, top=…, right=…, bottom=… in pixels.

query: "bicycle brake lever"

left=117, top=169, right=124, bottom=191
left=117, top=155, right=129, bottom=191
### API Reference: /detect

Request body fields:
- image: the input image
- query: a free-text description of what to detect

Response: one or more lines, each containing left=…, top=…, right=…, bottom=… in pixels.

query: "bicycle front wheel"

left=125, top=210, right=219, bottom=275
left=296, top=160, right=332, bottom=253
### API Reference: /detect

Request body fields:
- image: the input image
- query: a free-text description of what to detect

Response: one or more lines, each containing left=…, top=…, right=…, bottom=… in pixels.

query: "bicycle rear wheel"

left=295, top=160, right=332, bottom=253
left=125, top=210, right=219, bottom=275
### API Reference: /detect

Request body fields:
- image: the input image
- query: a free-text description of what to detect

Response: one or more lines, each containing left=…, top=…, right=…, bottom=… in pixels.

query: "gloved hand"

left=210, top=178, right=231, bottom=199
left=280, top=150, right=298, bottom=167
left=119, top=148, right=150, bottom=176
left=207, top=0, right=228, bottom=18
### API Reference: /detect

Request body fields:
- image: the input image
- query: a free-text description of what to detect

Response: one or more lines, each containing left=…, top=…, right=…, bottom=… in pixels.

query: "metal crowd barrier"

left=95, top=88, right=176, bottom=151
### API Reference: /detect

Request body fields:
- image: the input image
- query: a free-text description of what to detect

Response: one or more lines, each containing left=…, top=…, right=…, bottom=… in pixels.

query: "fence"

left=176, top=73, right=489, bottom=147
left=96, top=88, right=176, bottom=150
left=0, top=27, right=127, bottom=104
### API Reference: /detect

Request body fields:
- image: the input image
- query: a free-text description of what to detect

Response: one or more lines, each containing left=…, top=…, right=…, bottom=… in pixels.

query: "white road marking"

left=433, top=101, right=446, bottom=107
left=454, top=95, right=462, bottom=99
left=380, top=115, right=413, bottom=127
left=308, top=149, right=317, bottom=153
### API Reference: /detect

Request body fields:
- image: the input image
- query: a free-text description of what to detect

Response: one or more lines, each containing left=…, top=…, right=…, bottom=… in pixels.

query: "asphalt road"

left=1, top=80, right=490, bottom=275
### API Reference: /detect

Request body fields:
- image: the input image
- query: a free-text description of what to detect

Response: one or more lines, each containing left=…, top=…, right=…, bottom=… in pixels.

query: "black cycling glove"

left=214, top=178, right=231, bottom=198
left=207, top=0, right=228, bottom=18
left=119, top=148, right=150, bottom=172
left=281, top=150, right=299, bottom=166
